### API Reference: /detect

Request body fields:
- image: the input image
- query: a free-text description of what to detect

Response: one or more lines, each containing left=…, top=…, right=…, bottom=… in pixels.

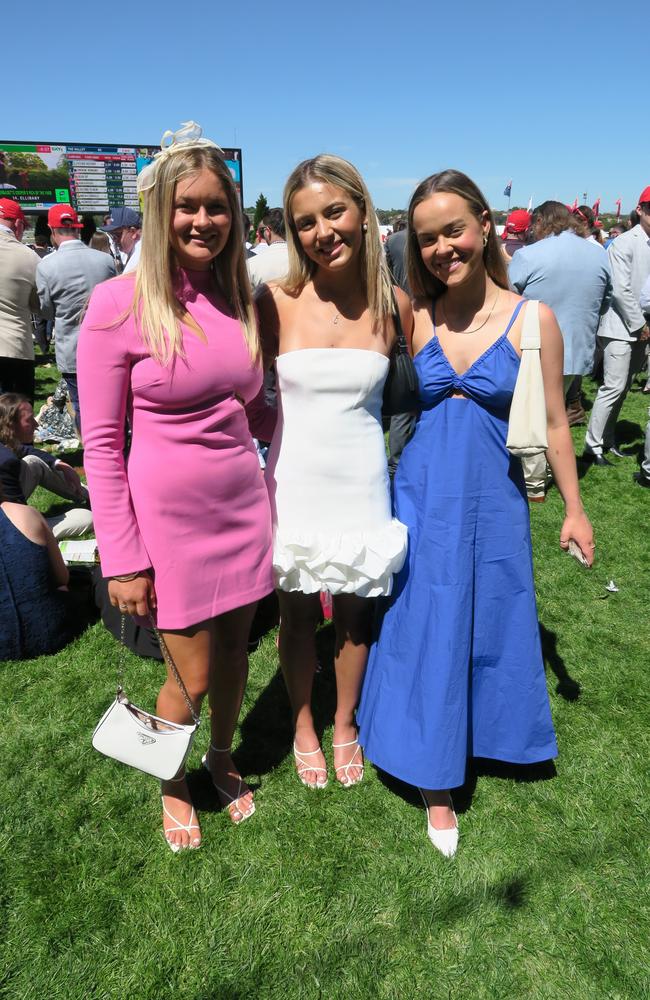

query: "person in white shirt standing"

left=0, top=198, right=40, bottom=401
left=247, top=208, right=289, bottom=288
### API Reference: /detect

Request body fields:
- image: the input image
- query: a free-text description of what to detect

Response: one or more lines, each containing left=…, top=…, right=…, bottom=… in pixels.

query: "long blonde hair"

left=407, top=169, right=510, bottom=300
left=282, top=154, right=394, bottom=330
left=132, top=146, right=258, bottom=364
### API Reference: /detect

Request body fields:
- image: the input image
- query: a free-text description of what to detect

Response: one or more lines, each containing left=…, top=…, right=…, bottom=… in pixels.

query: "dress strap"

left=502, top=299, right=525, bottom=336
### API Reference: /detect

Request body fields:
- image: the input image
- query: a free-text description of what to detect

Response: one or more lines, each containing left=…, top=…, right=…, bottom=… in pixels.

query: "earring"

left=482, top=233, right=488, bottom=248
left=362, top=223, right=368, bottom=233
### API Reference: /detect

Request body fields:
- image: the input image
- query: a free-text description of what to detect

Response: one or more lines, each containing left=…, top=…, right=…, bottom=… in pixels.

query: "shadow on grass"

left=57, top=567, right=101, bottom=649
left=246, top=622, right=337, bottom=747
left=192, top=620, right=340, bottom=813
left=575, top=455, right=595, bottom=481
left=374, top=753, right=556, bottom=819
left=615, top=419, right=643, bottom=445
left=540, top=623, right=581, bottom=701
left=237, top=611, right=561, bottom=823
left=41, top=497, right=89, bottom=521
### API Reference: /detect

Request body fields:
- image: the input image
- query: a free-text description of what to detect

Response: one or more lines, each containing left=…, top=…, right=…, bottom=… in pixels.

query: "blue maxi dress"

left=357, top=301, right=558, bottom=790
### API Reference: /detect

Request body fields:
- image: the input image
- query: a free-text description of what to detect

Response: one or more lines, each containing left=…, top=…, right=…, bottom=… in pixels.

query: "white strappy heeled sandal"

left=332, top=737, right=365, bottom=788
left=293, top=743, right=328, bottom=789
left=202, top=745, right=255, bottom=824
left=418, top=788, right=459, bottom=858
left=161, top=774, right=201, bottom=853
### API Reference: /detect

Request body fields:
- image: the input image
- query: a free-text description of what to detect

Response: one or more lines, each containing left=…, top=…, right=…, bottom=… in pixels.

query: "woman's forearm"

left=545, top=423, right=584, bottom=514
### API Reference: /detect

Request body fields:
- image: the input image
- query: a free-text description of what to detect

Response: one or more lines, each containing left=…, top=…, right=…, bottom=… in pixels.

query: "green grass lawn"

left=1, top=365, right=648, bottom=1000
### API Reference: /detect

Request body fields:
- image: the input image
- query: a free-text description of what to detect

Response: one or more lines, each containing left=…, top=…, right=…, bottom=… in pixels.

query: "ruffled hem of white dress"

left=273, top=518, right=408, bottom=598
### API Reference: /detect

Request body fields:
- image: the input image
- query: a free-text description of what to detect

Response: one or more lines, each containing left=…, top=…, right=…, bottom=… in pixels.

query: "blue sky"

left=8, top=0, right=649, bottom=214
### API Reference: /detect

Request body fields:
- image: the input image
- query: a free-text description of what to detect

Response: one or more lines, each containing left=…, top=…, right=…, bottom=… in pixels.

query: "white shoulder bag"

left=92, top=615, right=200, bottom=781
left=506, top=299, right=548, bottom=457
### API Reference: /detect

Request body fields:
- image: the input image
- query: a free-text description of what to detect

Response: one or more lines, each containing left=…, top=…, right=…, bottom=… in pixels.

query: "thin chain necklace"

left=440, top=288, right=500, bottom=335
left=327, top=299, right=356, bottom=325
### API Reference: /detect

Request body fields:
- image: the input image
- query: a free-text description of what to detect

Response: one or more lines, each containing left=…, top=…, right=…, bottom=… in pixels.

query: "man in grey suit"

left=584, top=186, right=650, bottom=465
left=36, top=204, right=115, bottom=434
left=634, top=273, right=650, bottom=488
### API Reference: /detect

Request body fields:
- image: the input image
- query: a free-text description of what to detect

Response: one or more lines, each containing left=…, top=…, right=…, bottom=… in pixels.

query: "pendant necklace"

left=441, top=288, right=500, bottom=335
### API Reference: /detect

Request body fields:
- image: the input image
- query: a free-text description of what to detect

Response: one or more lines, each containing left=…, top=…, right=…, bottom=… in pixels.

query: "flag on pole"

left=615, top=198, right=622, bottom=220
left=503, top=180, right=512, bottom=197
left=592, top=198, right=601, bottom=219
left=527, top=196, right=533, bottom=213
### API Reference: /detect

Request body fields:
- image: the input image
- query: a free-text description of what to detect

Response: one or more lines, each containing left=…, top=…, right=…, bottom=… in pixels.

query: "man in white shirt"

left=0, top=198, right=40, bottom=400
left=102, top=207, right=142, bottom=273
left=247, top=208, right=289, bottom=288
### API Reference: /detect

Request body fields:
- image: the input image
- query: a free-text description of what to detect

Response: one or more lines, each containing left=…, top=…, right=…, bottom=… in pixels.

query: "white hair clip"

left=137, top=121, right=224, bottom=194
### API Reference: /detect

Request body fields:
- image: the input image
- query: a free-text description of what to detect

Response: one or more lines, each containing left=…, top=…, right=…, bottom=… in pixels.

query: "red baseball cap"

left=0, top=197, right=25, bottom=222
left=638, top=186, right=650, bottom=205
left=47, top=204, right=83, bottom=229
left=502, top=209, right=531, bottom=239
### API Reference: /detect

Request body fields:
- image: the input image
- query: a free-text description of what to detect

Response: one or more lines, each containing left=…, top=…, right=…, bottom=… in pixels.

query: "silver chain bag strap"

left=92, top=614, right=200, bottom=781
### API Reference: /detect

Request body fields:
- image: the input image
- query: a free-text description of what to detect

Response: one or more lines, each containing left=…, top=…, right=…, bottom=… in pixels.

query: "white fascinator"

left=137, top=121, right=224, bottom=194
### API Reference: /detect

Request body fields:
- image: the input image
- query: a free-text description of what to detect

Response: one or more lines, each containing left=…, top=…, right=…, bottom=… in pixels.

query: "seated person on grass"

left=0, top=392, right=93, bottom=539
left=0, top=482, right=74, bottom=659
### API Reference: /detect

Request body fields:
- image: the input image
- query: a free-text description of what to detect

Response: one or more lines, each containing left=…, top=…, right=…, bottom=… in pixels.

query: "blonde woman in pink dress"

left=78, top=126, right=274, bottom=852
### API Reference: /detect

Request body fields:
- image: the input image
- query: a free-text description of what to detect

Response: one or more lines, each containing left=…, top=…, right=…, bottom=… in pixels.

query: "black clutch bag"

left=382, top=295, right=419, bottom=417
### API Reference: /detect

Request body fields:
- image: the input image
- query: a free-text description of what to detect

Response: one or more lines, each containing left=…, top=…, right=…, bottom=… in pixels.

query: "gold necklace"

left=440, top=289, right=500, bottom=335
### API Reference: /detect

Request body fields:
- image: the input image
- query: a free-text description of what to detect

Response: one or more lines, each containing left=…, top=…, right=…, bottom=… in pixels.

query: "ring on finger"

left=119, top=603, right=128, bottom=610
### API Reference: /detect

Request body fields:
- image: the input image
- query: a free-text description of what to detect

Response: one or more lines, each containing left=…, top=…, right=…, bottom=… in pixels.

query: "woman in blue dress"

left=0, top=484, right=72, bottom=659
left=357, top=171, right=594, bottom=857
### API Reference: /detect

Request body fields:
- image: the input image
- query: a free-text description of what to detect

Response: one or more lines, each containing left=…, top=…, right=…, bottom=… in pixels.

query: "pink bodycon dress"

left=77, top=268, right=274, bottom=629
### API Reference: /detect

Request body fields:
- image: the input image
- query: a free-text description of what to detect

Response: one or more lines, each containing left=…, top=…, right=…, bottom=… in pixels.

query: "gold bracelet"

left=111, top=572, right=142, bottom=583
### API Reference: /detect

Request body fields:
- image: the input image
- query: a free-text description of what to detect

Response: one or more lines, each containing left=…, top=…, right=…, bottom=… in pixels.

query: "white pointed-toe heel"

left=418, top=788, right=458, bottom=858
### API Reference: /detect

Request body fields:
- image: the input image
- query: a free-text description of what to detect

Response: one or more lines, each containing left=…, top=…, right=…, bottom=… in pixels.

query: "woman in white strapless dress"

left=258, top=154, right=411, bottom=790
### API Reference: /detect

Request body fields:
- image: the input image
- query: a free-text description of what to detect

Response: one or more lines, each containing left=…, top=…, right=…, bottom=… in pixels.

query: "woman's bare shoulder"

left=412, top=296, right=433, bottom=318
left=267, top=281, right=303, bottom=305
left=393, top=286, right=411, bottom=312
left=1, top=502, right=48, bottom=545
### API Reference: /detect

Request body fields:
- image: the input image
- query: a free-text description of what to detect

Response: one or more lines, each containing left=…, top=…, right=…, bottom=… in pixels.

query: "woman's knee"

left=333, top=597, right=373, bottom=647
left=278, top=593, right=321, bottom=635
left=162, top=671, right=208, bottom=704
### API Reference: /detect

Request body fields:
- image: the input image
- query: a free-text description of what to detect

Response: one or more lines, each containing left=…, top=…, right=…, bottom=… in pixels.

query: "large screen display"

left=0, top=141, right=243, bottom=213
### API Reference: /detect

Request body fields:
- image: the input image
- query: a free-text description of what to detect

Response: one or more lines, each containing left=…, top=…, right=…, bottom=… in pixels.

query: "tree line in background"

left=246, top=194, right=626, bottom=233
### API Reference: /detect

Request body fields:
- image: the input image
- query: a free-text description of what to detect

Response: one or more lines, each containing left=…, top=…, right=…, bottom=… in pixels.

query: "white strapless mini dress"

left=265, top=349, right=407, bottom=597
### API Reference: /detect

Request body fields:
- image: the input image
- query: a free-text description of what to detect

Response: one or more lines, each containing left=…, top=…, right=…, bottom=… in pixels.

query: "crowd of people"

left=1, top=123, right=648, bottom=858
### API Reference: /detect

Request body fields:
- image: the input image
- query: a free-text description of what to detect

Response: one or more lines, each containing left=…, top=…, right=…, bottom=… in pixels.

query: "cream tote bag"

left=506, top=300, right=548, bottom=457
